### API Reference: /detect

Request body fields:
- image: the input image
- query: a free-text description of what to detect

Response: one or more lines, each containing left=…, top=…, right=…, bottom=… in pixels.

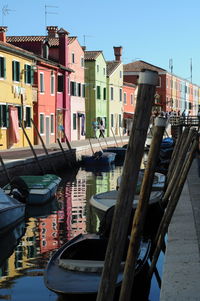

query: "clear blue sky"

left=1, top=0, right=200, bottom=85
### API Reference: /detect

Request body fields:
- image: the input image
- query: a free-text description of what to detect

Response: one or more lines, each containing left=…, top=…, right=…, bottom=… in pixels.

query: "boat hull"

left=81, top=152, right=116, bottom=166
left=44, top=233, right=151, bottom=297
left=0, top=189, right=25, bottom=235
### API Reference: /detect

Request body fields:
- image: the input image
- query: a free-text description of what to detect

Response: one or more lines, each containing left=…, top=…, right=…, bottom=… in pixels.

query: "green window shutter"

left=3, top=57, right=6, bottom=79
left=24, top=64, right=27, bottom=83
left=12, top=61, right=15, bottom=81
left=73, top=113, right=77, bottom=130
left=31, top=67, right=34, bottom=85
left=6, top=104, right=9, bottom=128
left=0, top=105, right=2, bottom=127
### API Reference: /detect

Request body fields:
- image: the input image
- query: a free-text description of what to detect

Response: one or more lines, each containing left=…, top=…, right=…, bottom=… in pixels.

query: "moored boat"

left=116, top=170, right=166, bottom=191
left=0, top=188, right=25, bottom=235
left=44, top=233, right=151, bottom=298
left=81, top=151, right=116, bottom=166
left=102, top=146, right=126, bottom=162
left=4, top=174, right=61, bottom=205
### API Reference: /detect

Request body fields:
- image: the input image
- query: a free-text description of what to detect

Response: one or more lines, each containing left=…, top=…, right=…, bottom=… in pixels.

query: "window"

left=120, top=70, right=122, bottom=78
left=58, top=75, right=64, bottom=92
left=24, top=64, right=33, bottom=84
left=119, top=88, right=122, bottom=102
left=50, top=73, right=55, bottom=94
left=119, top=114, right=122, bottom=127
left=25, top=107, right=31, bottom=127
left=73, top=113, right=77, bottom=130
left=70, top=81, right=76, bottom=96
left=17, top=106, right=22, bottom=126
left=82, top=84, right=85, bottom=97
left=72, top=53, right=75, bottom=63
left=97, top=86, right=101, bottom=99
left=40, top=113, right=44, bottom=134
left=77, top=83, right=81, bottom=97
left=123, top=92, right=127, bottom=104
left=111, top=114, right=114, bottom=127
left=12, top=61, right=20, bottom=82
left=81, top=57, right=84, bottom=68
left=50, top=114, right=54, bottom=133
left=103, top=67, right=106, bottom=75
left=131, top=94, right=133, bottom=105
left=0, top=104, right=8, bottom=127
left=110, top=87, right=114, bottom=100
left=0, top=57, right=6, bottom=79
left=97, top=65, right=99, bottom=72
left=40, top=73, right=45, bottom=92
left=103, top=87, right=106, bottom=100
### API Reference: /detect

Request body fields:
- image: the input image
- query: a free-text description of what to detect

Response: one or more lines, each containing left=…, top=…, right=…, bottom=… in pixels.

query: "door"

left=45, top=116, right=50, bottom=145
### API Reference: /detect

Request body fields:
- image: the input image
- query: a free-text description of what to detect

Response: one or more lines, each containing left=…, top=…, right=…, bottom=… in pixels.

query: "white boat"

left=90, top=190, right=163, bottom=214
left=0, top=188, right=25, bottom=235
left=116, top=171, right=166, bottom=191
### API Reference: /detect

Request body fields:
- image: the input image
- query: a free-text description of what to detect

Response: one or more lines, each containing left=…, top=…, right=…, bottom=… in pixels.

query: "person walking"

left=99, top=121, right=105, bottom=138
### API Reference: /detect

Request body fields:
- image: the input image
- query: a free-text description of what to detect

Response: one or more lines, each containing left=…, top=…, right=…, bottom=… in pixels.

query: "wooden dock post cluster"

left=119, top=116, right=167, bottom=301
left=96, top=69, right=159, bottom=301
left=148, top=127, right=199, bottom=278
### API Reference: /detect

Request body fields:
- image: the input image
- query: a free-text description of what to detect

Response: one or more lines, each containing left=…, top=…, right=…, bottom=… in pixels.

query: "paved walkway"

left=160, top=159, right=200, bottom=301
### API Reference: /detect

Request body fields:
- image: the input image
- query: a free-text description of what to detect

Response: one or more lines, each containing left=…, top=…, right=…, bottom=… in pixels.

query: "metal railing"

left=169, top=116, right=200, bottom=126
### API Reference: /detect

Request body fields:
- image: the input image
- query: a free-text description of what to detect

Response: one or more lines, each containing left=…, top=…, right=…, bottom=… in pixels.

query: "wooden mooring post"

left=31, top=118, right=57, bottom=174
left=148, top=132, right=198, bottom=278
left=119, top=116, right=167, bottom=301
left=19, top=120, right=44, bottom=174
left=111, top=127, right=119, bottom=147
left=96, top=69, right=159, bottom=301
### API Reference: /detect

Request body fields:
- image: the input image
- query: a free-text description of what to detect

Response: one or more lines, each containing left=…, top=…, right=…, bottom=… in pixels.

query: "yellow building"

left=0, top=26, right=36, bottom=150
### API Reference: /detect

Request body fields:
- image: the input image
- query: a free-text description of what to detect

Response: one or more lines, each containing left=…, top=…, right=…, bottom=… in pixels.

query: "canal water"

left=0, top=165, right=164, bottom=301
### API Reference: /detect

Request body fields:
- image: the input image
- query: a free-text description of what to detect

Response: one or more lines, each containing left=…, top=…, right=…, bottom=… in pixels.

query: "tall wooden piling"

left=96, top=69, right=159, bottom=301
left=119, top=117, right=167, bottom=301
left=31, top=118, right=57, bottom=173
left=149, top=133, right=198, bottom=278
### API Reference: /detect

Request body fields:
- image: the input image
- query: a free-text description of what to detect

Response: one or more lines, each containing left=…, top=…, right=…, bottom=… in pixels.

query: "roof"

left=123, top=60, right=166, bottom=73
left=84, top=51, right=103, bottom=61
left=123, top=81, right=136, bottom=88
left=7, top=36, right=77, bottom=47
left=0, top=40, right=36, bottom=59
left=106, top=61, right=121, bottom=76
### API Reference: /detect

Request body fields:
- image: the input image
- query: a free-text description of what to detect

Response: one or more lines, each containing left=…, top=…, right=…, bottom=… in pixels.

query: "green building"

left=84, top=51, right=107, bottom=138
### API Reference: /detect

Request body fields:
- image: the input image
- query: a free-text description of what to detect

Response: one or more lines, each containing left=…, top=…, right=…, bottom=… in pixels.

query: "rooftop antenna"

left=190, top=58, right=192, bottom=83
left=169, top=58, right=173, bottom=73
left=83, top=34, right=93, bottom=46
left=45, top=4, right=58, bottom=29
left=2, top=4, right=15, bottom=25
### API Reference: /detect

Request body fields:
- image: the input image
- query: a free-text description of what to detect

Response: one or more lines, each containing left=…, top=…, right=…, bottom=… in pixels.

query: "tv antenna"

left=2, top=4, right=15, bottom=25
left=190, top=58, right=192, bottom=83
left=45, top=4, right=58, bottom=28
left=169, top=58, right=173, bottom=73
left=83, top=34, right=93, bottom=46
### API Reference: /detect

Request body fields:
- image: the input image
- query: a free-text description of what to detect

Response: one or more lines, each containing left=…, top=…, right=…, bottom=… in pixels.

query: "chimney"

left=0, top=26, right=8, bottom=42
left=113, top=46, right=122, bottom=62
left=82, top=46, right=86, bottom=51
left=46, top=26, right=58, bottom=38
left=57, top=27, right=70, bottom=66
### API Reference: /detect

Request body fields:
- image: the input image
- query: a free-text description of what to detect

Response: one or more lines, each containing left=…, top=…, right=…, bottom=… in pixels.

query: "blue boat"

left=0, top=188, right=25, bottom=235
left=81, top=151, right=116, bottom=166
left=102, top=147, right=126, bottom=162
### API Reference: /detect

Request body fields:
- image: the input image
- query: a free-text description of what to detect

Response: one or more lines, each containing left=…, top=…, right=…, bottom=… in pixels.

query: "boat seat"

left=59, top=259, right=125, bottom=273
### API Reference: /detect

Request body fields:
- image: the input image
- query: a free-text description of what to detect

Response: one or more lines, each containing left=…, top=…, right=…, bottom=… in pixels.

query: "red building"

left=7, top=26, right=73, bottom=144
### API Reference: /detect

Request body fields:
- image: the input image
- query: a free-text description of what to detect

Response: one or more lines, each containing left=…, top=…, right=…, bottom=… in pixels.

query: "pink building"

left=123, top=82, right=136, bottom=135
left=68, top=37, right=85, bottom=141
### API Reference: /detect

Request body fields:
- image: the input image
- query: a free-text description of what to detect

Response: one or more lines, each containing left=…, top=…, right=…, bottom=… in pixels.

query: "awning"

left=123, top=112, right=134, bottom=119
